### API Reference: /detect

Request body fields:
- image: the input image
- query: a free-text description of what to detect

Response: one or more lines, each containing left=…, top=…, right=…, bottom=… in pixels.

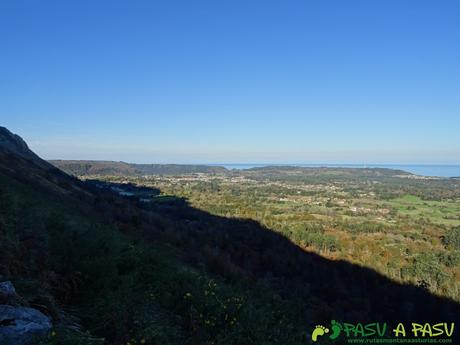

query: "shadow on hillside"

left=86, top=180, right=460, bottom=326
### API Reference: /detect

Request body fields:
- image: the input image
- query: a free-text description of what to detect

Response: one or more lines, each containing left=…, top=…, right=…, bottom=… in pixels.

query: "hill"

left=0, top=127, right=459, bottom=345
left=49, top=160, right=228, bottom=176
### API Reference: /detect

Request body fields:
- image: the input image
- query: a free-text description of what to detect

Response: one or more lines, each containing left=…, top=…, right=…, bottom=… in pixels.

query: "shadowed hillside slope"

left=0, top=127, right=459, bottom=345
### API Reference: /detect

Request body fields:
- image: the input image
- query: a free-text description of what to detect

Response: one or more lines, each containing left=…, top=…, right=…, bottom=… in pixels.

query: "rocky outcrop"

left=0, top=280, right=23, bottom=306
left=0, top=305, right=52, bottom=345
left=0, top=281, right=16, bottom=298
left=0, top=282, right=52, bottom=345
left=0, top=127, right=90, bottom=198
left=0, top=127, right=41, bottom=162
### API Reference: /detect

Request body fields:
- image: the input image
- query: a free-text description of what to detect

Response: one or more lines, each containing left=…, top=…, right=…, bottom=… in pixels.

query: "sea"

left=211, top=164, right=460, bottom=178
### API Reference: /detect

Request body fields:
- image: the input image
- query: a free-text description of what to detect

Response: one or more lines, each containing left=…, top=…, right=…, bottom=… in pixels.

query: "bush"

left=443, top=226, right=460, bottom=251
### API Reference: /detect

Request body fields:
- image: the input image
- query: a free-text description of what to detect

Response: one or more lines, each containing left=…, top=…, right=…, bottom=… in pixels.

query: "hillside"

left=245, top=165, right=412, bottom=176
left=49, top=160, right=228, bottom=176
left=1, top=127, right=459, bottom=345
left=0, top=128, right=308, bottom=344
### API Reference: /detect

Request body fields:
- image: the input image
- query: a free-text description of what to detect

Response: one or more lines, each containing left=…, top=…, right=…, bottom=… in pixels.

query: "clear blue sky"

left=1, top=0, right=459, bottom=164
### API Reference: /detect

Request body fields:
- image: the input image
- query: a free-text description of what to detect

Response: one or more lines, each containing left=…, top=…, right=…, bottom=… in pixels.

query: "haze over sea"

left=214, top=164, right=460, bottom=178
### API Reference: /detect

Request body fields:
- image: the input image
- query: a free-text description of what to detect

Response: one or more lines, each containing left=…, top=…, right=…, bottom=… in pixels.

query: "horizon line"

left=47, top=159, right=460, bottom=167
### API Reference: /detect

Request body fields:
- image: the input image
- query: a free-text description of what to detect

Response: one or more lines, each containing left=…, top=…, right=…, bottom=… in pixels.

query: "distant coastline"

left=211, top=164, right=460, bottom=178
left=50, top=159, right=460, bottom=178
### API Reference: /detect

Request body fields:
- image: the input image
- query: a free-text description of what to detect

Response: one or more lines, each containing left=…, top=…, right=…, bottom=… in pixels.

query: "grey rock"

left=0, top=281, right=16, bottom=298
left=0, top=305, right=52, bottom=345
left=0, top=127, right=34, bottom=158
left=0, top=127, right=53, bottom=170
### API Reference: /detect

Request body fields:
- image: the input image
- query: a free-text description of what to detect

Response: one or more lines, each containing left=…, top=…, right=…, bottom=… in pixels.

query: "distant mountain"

left=49, top=160, right=228, bottom=176
left=50, top=159, right=414, bottom=178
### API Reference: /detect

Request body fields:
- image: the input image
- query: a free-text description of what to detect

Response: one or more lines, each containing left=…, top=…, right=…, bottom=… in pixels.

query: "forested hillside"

left=50, top=160, right=227, bottom=176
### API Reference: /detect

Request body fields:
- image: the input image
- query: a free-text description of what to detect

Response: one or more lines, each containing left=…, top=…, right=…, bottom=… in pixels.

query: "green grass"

left=390, top=195, right=460, bottom=226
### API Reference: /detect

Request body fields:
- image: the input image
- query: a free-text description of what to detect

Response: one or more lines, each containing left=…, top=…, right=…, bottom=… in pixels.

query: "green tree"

left=443, top=226, right=460, bottom=251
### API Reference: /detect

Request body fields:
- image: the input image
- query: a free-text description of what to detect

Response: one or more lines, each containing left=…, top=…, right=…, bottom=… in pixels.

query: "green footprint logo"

left=311, top=325, right=329, bottom=342
left=329, top=320, right=342, bottom=340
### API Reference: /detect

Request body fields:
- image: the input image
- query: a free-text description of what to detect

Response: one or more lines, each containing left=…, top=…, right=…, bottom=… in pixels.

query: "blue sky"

left=1, top=0, right=459, bottom=164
